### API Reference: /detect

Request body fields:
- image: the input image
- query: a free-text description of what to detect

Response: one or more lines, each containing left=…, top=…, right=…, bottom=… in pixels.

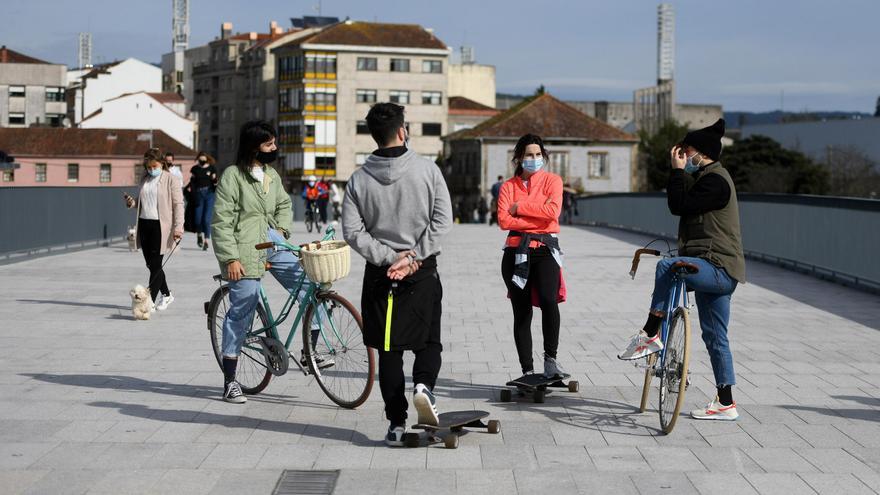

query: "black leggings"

left=501, top=246, right=560, bottom=373
left=378, top=276, right=443, bottom=426
left=138, top=219, right=169, bottom=302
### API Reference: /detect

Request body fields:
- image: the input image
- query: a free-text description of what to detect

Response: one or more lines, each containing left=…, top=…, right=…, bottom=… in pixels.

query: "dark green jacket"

left=211, top=165, right=292, bottom=280
left=671, top=162, right=746, bottom=283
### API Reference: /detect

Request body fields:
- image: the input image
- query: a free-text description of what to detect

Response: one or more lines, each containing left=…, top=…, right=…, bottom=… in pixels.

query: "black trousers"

left=501, top=246, right=560, bottom=373
left=378, top=274, right=443, bottom=426
left=138, top=219, right=169, bottom=302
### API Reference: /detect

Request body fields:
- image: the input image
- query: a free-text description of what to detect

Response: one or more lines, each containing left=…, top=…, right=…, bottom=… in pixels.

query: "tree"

left=721, top=135, right=829, bottom=195
left=824, top=145, right=880, bottom=198
left=534, top=85, right=546, bottom=96
left=638, top=120, right=691, bottom=191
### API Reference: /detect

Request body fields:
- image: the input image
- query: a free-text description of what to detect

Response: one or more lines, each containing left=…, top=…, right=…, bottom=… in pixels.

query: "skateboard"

left=500, top=373, right=580, bottom=403
left=404, top=410, right=501, bottom=449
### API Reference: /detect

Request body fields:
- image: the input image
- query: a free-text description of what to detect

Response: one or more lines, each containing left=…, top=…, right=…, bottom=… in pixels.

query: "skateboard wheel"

left=534, top=389, right=545, bottom=403
left=403, top=432, right=420, bottom=448
left=444, top=434, right=459, bottom=449
left=568, top=381, right=580, bottom=393
left=500, top=389, right=512, bottom=402
left=487, top=420, right=501, bottom=434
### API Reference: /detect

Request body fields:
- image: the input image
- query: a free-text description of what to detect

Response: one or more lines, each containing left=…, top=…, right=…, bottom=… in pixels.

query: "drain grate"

left=272, top=470, right=340, bottom=495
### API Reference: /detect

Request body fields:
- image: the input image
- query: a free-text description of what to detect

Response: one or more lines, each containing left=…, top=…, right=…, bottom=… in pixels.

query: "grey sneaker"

left=223, top=380, right=247, bottom=404
left=543, top=354, right=567, bottom=379
left=413, top=383, right=439, bottom=426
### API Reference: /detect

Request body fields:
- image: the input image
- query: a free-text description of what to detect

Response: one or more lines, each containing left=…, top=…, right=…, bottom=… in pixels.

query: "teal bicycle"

left=205, top=226, right=375, bottom=408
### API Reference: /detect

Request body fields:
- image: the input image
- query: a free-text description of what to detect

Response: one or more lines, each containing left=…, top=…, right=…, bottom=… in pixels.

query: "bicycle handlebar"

left=254, top=224, right=338, bottom=252
left=254, top=242, right=274, bottom=250
left=629, top=248, right=661, bottom=280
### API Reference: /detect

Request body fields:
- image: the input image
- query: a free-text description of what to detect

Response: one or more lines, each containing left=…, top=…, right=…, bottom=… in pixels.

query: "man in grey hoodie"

left=342, top=103, right=453, bottom=447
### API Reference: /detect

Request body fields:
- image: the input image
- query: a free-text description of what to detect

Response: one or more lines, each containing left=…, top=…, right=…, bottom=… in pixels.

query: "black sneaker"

left=197, top=233, right=204, bottom=248
left=385, top=424, right=406, bottom=447
left=301, top=352, right=335, bottom=370
left=413, top=383, right=439, bottom=426
left=223, top=380, right=246, bottom=404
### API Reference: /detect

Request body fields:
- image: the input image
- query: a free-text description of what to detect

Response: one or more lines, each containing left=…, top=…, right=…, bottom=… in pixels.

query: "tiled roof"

left=80, top=60, right=124, bottom=80
left=448, top=96, right=500, bottom=116
left=0, top=45, right=50, bottom=64
left=446, top=93, right=639, bottom=142
left=298, top=21, right=447, bottom=50
left=0, top=128, right=196, bottom=157
left=147, top=92, right=185, bottom=104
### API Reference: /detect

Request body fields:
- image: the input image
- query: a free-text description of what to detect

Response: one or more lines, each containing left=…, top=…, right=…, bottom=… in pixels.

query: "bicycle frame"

left=657, top=272, right=689, bottom=371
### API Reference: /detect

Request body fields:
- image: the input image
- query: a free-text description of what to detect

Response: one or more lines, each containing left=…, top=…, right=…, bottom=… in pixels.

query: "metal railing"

left=572, top=192, right=880, bottom=293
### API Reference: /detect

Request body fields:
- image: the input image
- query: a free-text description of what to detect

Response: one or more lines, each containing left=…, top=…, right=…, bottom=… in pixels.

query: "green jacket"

left=211, top=165, right=293, bottom=280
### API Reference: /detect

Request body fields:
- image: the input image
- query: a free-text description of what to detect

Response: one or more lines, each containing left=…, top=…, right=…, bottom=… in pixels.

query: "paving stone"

left=586, top=447, right=649, bottom=472
left=686, top=473, right=759, bottom=494
left=799, top=473, right=875, bottom=494
left=742, top=448, right=819, bottom=473
left=743, top=473, right=820, bottom=494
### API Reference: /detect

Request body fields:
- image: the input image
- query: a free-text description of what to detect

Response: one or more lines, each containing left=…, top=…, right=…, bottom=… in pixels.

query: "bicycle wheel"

left=208, top=285, right=273, bottom=395
left=302, top=291, right=375, bottom=408
left=639, top=353, right=658, bottom=413
left=305, top=211, right=314, bottom=233
left=314, top=207, right=323, bottom=233
left=658, top=307, right=691, bottom=434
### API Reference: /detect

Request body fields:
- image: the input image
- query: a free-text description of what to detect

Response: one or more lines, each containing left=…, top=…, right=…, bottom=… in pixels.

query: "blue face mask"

left=148, top=168, right=162, bottom=177
left=522, top=158, right=544, bottom=173
left=684, top=154, right=702, bottom=174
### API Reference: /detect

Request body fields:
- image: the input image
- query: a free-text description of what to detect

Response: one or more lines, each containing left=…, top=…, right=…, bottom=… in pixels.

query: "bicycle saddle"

left=672, top=261, right=700, bottom=274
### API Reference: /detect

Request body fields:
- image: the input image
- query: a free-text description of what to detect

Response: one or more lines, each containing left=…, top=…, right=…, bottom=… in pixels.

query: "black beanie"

left=682, top=119, right=725, bottom=161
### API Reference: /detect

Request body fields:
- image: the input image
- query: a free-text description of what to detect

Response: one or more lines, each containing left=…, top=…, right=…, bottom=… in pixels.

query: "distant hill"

left=725, top=110, right=873, bottom=128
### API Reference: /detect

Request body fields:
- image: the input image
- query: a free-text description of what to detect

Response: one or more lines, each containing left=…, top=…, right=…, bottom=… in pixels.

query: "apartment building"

left=0, top=46, right=67, bottom=128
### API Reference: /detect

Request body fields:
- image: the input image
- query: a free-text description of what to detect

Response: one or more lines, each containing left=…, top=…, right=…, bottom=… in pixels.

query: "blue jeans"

left=649, top=257, right=738, bottom=387
left=221, top=229, right=327, bottom=357
left=194, top=187, right=215, bottom=238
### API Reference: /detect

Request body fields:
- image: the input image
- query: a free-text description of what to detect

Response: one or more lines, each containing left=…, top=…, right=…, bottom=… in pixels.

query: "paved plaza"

left=0, top=224, right=878, bottom=494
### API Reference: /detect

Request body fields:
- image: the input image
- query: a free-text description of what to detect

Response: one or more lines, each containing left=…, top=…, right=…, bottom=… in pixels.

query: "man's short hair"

left=366, top=103, right=405, bottom=147
left=497, top=175, right=503, bottom=180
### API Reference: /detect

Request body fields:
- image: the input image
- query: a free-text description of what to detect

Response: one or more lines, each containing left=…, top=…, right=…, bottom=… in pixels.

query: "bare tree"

left=824, top=145, right=880, bottom=198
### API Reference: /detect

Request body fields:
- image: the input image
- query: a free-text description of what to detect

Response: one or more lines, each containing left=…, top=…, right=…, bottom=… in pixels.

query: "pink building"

left=0, top=128, right=196, bottom=186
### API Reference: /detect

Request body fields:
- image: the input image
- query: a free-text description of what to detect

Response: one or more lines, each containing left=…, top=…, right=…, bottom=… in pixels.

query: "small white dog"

left=130, top=284, right=153, bottom=320
left=127, top=225, right=137, bottom=252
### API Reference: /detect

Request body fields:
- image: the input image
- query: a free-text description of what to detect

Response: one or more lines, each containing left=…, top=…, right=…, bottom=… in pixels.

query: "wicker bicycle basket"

left=300, top=240, right=351, bottom=283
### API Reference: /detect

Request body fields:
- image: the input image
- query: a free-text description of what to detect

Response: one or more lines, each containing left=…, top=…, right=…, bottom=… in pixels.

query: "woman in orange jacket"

left=497, top=134, right=566, bottom=379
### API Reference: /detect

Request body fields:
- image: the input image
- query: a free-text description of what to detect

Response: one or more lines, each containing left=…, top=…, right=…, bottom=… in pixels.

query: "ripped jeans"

left=650, top=256, right=738, bottom=387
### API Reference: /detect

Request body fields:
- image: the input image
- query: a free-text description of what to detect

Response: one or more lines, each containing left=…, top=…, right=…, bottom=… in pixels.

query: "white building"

left=0, top=46, right=67, bottom=127
left=79, top=92, right=196, bottom=149
left=67, top=58, right=162, bottom=125
left=443, top=93, right=640, bottom=205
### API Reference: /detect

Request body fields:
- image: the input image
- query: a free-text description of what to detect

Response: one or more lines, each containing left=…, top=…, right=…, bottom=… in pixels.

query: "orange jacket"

left=497, top=170, right=562, bottom=248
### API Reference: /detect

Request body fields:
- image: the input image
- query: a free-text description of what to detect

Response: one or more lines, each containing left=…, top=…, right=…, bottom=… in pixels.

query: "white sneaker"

left=223, top=380, right=247, bottom=404
left=617, top=331, right=664, bottom=361
left=691, top=397, right=739, bottom=421
left=413, top=383, right=439, bottom=426
left=385, top=424, right=406, bottom=447
left=156, top=294, right=175, bottom=311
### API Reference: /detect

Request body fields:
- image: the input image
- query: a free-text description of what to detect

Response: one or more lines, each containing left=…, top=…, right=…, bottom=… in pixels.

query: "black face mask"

left=255, top=149, right=278, bottom=165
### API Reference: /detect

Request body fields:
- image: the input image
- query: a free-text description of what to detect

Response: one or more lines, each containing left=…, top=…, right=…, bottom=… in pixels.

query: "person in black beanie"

left=618, top=119, right=746, bottom=421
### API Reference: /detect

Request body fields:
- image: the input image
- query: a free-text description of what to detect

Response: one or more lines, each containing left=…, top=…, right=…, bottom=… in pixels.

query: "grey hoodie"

left=342, top=149, right=453, bottom=267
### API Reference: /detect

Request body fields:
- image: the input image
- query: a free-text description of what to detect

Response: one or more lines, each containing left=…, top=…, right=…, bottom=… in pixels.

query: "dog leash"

left=145, top=238, right=182, bottom=290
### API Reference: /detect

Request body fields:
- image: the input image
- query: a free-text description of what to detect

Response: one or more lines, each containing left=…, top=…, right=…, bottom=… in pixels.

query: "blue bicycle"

left=629, top=246, right=693, bottom=434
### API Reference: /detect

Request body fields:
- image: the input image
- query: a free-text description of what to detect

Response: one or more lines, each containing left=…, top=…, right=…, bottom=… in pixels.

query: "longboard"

left=404, top=410, right=500, bottom=448
left=501, top=373, right=580, bottom=403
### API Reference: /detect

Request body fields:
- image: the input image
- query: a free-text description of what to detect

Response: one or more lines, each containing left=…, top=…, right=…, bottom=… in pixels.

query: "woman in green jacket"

left=212, top=120, right=326, bottom=403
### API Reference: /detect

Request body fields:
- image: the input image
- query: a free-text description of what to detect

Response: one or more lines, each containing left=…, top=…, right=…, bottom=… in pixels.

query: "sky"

left=3, top=0, right=877, bottom=113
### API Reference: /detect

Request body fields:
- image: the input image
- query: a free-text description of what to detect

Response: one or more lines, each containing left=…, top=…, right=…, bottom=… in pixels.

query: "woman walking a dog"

left=124, top=147, right=184, bottom=311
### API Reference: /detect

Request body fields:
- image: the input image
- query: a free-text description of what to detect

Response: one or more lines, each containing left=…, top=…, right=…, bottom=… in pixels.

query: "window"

left=176, top=71, right=184, bottom=83
left=47, top=113, right=64, bottom=127
left=422, top=123, right=442, bottom=136
left=2, top=170, right=13, bottom=182
left=421, top=91, right=442, bottom=105
left=357, top=57, right=377, bottom=71
left=356, top=89, right=377, bottom=103
left=99, top=164, right=112, bottom=183
left=422, top=60, right=442, bottom=73
left=315, top=155, right=336, bottom=170
left=67, top=164, right=79, bottom=183
left=390, top=58, right=410, bottom=72
left=46, top=87, right=65, bottom=102
left=35, top=163, right=47, bottom=182
left=8, top=113, right=25, bottom=125
left=549, top=152, right=570, bottom=179
left=588, top=152, right=610, bottom=179
left=356, top=153, right=369, bottom=166
left=9, top=86, right=25, bottom=98
left=389, top=90, right=409, bottom=104
left=356, top=120, right=370, bottom=135
left=305, top=124, right=315, bottom=139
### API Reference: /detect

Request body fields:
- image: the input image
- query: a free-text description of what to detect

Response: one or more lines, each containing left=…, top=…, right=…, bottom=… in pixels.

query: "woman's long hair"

left=511, top=134, right=550, bottom=177
left=142, top=147, right=167, bottom=178
left=234, top=120, right=276, bottom=174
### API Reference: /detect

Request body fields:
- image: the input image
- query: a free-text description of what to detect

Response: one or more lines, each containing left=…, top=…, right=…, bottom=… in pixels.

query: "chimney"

left=248, top=32, right=257, bottom=41
left=221, top=22, right=233, bottom=40
left=270, top=21, right=278, bottom=32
